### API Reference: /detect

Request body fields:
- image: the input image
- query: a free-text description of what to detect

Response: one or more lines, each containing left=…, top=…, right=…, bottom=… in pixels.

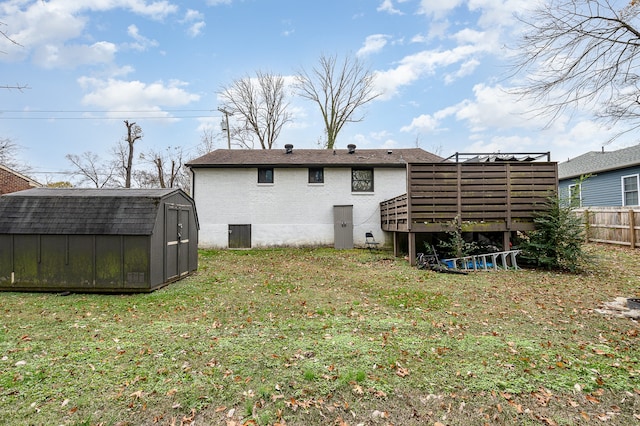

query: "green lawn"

left=0, top=245, right=638, bottom=425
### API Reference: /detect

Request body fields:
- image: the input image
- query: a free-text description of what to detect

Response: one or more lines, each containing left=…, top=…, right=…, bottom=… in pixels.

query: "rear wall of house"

left=193, top=166, right=407, bottom=248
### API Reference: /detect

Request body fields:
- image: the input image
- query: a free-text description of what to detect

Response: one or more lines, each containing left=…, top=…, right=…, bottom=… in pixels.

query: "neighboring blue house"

left=558, top=144, right=640, bottom=207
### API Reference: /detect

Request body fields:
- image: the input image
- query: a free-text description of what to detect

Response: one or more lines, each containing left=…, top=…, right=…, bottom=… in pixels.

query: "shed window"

left=622, top=174, right=639, bottom=206
left=351, top=168, right=373, bottom=192
left=568, top=183, right=581, bottom=208
left=258, top=168, right=274, bottom=184
left=308, top=168, right=324, bottom=183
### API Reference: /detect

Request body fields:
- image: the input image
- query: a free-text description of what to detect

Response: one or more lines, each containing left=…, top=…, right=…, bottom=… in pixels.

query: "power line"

left=0, top=115, right=214, bottom=120
left=0, top=109, right=218, bottom=120
left=0, top=109, right=214, bottom=113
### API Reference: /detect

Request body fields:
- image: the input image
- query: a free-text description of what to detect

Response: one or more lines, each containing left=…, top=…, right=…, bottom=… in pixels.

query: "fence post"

left=630, top=209, right=636, bottom=249
left=583, top=209, right=590, bottom=243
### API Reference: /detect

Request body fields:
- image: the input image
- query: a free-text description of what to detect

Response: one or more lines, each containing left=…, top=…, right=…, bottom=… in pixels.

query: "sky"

left=0, top=0, right=637, bottom=184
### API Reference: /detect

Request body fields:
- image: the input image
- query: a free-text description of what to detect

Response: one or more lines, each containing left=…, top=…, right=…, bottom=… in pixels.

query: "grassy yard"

left=0, top=244, right=638, bottom=425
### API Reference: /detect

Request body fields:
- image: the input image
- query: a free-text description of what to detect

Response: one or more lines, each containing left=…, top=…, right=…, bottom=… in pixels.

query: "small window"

left=352, top=168, right=373, bottom=192
left=622, top=174, right=639, bottom=206
left=568, top=183, right=581, bottom=208
left=258, top=168, right=274, bottom=184
left=308, top=167, right=324, bottom=183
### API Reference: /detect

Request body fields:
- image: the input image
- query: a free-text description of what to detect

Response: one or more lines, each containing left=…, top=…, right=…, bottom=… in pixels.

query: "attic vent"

left=285, top=144, right=294, bottom=154
left=347, top=144, right=356, bottom=154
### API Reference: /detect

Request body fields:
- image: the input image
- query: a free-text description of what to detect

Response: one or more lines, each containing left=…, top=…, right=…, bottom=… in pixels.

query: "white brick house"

left=186, top=145, right=442, bottom=249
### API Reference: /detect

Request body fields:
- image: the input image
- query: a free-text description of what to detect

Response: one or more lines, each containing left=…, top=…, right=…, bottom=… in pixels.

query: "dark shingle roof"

left=558, top=144, right=640, bottom=180
left=186, top=147, right=444, bottom=168
left=0, top=188, right=182, bottom=235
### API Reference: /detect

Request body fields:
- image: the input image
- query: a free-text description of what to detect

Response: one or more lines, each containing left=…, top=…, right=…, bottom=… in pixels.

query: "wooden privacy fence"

left=574, top=207, right=640, bottom=248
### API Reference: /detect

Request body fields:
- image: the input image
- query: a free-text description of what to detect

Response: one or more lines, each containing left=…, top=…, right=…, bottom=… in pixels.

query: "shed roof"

left=0, top=188, right=190, bottom=235
left=186, top=147, right=444, bottom=168
left=558, top=144, right=640, bottom=180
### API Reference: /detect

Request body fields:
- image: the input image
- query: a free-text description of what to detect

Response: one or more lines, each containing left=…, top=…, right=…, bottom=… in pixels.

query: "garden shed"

left=0, top=188, right=199, bottom=293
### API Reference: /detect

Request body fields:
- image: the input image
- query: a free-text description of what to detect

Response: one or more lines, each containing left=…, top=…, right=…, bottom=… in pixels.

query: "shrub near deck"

left=0, top=245, right=638, bottom=425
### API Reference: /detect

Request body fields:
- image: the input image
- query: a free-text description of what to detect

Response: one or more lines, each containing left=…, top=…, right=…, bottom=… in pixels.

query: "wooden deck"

left=380, top=157, right=558, bottom=263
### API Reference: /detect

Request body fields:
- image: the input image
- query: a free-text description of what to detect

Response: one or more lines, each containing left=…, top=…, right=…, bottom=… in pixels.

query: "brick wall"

left=0, top=167, right=37, bottom=195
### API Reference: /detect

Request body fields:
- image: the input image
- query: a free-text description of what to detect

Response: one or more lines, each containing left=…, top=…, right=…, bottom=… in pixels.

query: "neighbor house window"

left=258, top=168, right=274, bottom=184
left=351, top=168, right=373, bottom=192
left=308, top=167, right=324, bottom=183
left=568, top=183, right=581, bottom=208
left=622, top=174, right=639, bottom=206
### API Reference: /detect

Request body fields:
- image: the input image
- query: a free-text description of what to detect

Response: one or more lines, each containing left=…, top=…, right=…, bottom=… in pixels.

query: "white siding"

left=193, top=166, right=407, bottom=248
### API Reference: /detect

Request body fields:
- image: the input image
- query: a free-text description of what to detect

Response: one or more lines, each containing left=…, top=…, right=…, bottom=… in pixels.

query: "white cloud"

left=0, top=0, right=178, bottom=68
left=187, top=21, right=206, bottom=37
left=401, top=105, right=457, bottom=133
left=125, top=24, right=159, bottom=51
left=181, top=9, right=206, bottom=37
left=417, top=0, right=464, bottom=19
left=377, top=0, right=403, bottom=15
left=374, top=43, right=488, bottom=99
left=468, top=0, right=531, bottom=29
left=453, top=83, right=547, bottom=131
left=32, top=41, right=117, bottom=69
left=401, top=81, right=626, bottom=162
left=357, top=34, right=390, bottom=57
left=401, top=114, right=440, bottom=133
left=444, top=58, right=480, bottom=84
left=78, top=77, right=201, bottom=120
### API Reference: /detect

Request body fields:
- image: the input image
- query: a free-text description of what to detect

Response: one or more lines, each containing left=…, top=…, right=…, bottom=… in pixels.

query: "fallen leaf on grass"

left=130, top=390, right=143, bottom=399
left=395, top=364, right=410, bottom=377
left=585, top=395, right=600, bottom=404
left=371, top=410, right=388, bottom=419
left=166, top=388, right=177, bottom=396
left=182, top=408, right=196, bottom=424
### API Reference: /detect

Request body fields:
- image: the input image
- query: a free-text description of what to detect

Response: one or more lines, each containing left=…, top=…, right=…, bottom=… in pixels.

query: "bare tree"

left=512, top=0, right=640, bottom=138
left=197, top=128, right=218, bottom=156
left=295, top=53, right=380, bottom=149
left=139, top=146, right=188, bottom=190
left=0, top=137, right=20, bottom=169
left=123, top=120, right=143, bottom=188
left=0, top=22, right=28, bottom=90
left=65, top=152, right=117, bottom=188
left=218, top=71, right=292, bottom=149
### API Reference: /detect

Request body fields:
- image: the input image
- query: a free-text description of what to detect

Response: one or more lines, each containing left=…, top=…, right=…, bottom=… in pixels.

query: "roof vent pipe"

left=285, top=144, right=293, bottom=154
left=347, top=144, right=356, bottom=154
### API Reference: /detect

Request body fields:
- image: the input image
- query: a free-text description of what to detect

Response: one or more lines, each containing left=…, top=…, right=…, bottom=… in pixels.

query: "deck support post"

left=502, top=231, right=511, bottom=252
left=408, top=232, right=416, bottom=266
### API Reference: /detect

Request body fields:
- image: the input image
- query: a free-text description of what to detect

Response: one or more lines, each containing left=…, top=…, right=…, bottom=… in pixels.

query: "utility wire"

left=0, top=109, right=218, bottom=120
left=0, top=115, right=214, bottom=120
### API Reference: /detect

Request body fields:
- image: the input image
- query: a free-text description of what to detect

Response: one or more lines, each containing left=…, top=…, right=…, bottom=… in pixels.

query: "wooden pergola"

left=380, top=153, right=558, bottom=264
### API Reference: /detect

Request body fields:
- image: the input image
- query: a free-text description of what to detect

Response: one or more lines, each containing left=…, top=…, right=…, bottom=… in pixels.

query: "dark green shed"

left=0, top=188, right=199, bottom=293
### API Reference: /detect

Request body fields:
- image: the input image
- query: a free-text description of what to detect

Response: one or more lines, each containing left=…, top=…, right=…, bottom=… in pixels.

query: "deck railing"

left=381, top=161, right=558, bottom=233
